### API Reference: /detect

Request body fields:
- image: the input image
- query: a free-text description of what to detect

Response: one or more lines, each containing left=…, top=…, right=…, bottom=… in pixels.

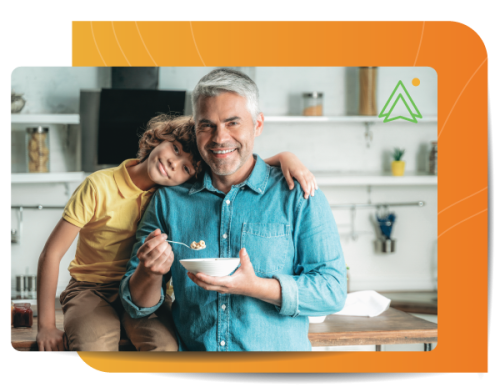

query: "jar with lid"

left=26, top=127, right=50, bottom=173
left=429, top=141, right=437, bottom=175
left=359, top=67, right=378, bottom=116
left=13, top=303, right=33, bottom=328
left=302, top=92, right=323, bottom=116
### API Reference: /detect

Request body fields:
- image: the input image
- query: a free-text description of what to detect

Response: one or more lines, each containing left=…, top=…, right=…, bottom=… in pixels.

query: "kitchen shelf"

left=11, top=114, right=80, bottom=125
left=11, top=172, right=86, bottom=184
left=313, top=172, right=437, bottom=186
left=265, top=116, right=438, bottom=123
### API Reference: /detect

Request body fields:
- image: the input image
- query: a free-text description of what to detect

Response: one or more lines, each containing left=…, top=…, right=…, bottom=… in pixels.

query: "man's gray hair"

left=191, top=68, right=260, bottom=123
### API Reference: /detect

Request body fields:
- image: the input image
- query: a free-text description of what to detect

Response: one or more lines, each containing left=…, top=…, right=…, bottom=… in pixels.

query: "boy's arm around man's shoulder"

left=272, top=186, right=347, bottom=318
left=120, top=191, right=172, bottom=319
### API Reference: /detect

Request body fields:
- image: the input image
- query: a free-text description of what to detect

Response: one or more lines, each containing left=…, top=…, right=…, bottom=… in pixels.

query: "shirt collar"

left=189, top=154, right=270, bottom=195
left=114, top=159, right=156, bottom=199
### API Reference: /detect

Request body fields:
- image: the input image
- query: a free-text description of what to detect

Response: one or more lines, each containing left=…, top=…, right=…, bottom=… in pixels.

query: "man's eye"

left=228, top=121, right=238, bottom=126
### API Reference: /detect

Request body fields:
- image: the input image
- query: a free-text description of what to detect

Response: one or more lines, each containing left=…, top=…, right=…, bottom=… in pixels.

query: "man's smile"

left=209, top=148, right=237, bottom=158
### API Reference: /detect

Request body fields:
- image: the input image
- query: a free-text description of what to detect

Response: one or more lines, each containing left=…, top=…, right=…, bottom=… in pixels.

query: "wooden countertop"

left=380, top=291, right=438, bottom=315
left=308, top=307, right=437, bottom=346
left=12, top=307, right=436, bottom=351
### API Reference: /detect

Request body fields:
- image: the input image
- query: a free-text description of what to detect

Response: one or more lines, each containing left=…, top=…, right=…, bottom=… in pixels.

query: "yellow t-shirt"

left=63, top=159, right=156, bottom=283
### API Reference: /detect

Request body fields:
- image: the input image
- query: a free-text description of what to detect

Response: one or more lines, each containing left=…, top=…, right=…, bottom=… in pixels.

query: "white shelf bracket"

left=64, top=182, right=70, bottom=198
left=364, top=121, right=374, bottom=148
left=350, top=206, right=358, bottom=241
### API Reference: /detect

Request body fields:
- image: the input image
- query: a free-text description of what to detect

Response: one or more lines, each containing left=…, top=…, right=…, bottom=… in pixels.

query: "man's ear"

left=254, top=112, right=264, bottom=137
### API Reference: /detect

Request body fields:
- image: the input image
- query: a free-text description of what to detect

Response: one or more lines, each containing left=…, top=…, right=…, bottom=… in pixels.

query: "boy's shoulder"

left=85, top=166, right=119, bottom=188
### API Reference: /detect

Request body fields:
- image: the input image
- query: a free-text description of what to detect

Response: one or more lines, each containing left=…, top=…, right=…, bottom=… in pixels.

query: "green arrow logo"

left=379, top=80, right=422, bottom=123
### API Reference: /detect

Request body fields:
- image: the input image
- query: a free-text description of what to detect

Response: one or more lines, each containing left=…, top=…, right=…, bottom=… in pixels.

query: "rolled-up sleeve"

left=119, top=192, right=169, bottom=319
left=275, top=189, right=347, bottom=317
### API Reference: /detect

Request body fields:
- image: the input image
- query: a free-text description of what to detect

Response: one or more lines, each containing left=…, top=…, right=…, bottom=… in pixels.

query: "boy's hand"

left=278, top=152, right=318, bottom=199
left=137, top=229, right=174, bottom=276
left=36, top=326, right=66, bottom=351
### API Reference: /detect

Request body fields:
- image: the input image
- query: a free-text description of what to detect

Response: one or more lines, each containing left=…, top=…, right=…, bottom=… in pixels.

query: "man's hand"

left=137, top=229, right=174, bottom=276
left=36, top=326, right=66, bottom=351
left=187, top=248, right=282, bottom=306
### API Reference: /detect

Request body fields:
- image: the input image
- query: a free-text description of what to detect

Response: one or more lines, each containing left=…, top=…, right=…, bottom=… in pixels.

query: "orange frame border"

left=72, top=21, right=488, bottom=373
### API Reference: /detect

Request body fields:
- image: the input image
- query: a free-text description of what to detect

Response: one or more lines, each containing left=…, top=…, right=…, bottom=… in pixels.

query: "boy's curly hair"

left=137, top=114, right=203, bottom=176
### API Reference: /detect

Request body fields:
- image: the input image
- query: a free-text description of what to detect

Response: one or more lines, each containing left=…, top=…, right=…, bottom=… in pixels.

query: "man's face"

left=195, top=92, right=263, bottom=177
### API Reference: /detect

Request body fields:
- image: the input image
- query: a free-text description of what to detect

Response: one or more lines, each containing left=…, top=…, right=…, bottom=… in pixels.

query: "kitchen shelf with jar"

left=11, top=113, right=80, bottom=125
left=11, top=113, right=82, bottom=179
left=265, top=115, right=438, bottom=123
left=265, top=115, right=438, bottom=148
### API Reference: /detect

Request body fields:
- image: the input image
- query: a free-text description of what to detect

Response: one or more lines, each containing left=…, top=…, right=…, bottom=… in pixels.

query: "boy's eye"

left=184, top=166, right=190, bottom=174
left=173, top=145, right=179, bottom=153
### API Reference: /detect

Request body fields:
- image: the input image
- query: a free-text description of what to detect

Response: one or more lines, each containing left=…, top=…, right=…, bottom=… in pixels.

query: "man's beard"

left=210, top=158, right=241, bottom=176
left=207, top=152, right=248, bottom=176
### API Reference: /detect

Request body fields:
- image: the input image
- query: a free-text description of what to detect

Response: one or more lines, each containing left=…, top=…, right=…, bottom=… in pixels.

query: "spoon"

left=165, top=240, right=205, bottom=250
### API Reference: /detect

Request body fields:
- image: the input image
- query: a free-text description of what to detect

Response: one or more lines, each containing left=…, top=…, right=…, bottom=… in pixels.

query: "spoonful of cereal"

left=165, top=239, right=206, bottom=250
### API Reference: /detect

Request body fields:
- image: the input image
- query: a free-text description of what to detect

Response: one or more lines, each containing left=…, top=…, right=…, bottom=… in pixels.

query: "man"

left=120, top=68, right=347, bottom=351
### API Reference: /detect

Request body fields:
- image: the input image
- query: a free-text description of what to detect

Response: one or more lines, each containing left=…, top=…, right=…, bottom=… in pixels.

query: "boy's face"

left=147, top=140, right=196, bottom=186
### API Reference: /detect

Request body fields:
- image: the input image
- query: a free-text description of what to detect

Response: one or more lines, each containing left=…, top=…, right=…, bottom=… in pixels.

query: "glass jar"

left=302, top=92, right=323, bottom=116
left=24, top=276, right=37, bottom=300
left=13, top=303, right=33, bottom=328
left=429, top=141, right=437, bottom=175
left=26, top=127, right=50, bottom=173
left=359, top=67, right=378, bottom=116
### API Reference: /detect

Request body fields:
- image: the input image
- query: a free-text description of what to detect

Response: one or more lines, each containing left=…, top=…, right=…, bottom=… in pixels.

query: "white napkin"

left=335, top=290, right=391, bottom=317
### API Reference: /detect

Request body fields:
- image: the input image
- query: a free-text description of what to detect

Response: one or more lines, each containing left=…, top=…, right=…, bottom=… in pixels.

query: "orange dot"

left=412, top=78, right=420, bottom=86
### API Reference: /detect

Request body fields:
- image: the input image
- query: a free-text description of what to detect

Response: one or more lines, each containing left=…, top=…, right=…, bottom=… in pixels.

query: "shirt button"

left=222, top=304, right=226, bottom=310
left=220, top=341, right=226, bottom=346
left=226, top=200, right=230, bottom=205
left=223, top=234, right=228, bottom=239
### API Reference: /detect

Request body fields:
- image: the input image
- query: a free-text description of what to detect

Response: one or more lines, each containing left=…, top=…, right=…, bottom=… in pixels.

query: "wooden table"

left=308, top=307, right=437, bottom=349
left=12, top=307, right=437, bottom=351
left=380, top=291, right=438, bottom=315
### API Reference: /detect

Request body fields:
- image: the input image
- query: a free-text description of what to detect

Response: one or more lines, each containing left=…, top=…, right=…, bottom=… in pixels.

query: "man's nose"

left=211, top=124, right=231, bottom=145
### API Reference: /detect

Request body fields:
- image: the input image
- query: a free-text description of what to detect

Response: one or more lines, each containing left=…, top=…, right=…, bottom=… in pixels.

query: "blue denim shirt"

left=120, top=155, right=347, bottom=351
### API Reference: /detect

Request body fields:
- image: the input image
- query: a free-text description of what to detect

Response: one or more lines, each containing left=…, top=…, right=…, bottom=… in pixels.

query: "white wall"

left=11, top=66, right=437, bottom=295
left=11, top=67, right=111, bottom=114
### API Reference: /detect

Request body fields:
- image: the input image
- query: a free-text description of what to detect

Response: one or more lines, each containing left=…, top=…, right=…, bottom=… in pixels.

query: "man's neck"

left=211, top=156, right=257, bottom=194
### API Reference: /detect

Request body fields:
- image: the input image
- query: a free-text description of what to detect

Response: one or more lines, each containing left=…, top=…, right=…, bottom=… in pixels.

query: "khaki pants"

left=60, top=278, right=178, bottom=352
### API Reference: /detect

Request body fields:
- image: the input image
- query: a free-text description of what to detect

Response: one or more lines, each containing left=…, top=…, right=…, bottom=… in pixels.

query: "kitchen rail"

left=330, top=201, right=425, bottom=209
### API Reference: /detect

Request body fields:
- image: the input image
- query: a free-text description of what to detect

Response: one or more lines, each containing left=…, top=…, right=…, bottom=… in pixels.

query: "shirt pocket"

left=241, top=222, right=290, bottom=277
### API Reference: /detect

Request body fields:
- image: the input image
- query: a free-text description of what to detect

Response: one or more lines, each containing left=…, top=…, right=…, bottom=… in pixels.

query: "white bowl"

left=180, top=258, right=240, bottom=277
left=308, top=316, right=327, bottom=323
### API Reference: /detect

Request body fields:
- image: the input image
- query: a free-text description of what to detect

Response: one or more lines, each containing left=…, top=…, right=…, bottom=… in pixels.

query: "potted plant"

left=391, top=148, right=405, bottom=176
